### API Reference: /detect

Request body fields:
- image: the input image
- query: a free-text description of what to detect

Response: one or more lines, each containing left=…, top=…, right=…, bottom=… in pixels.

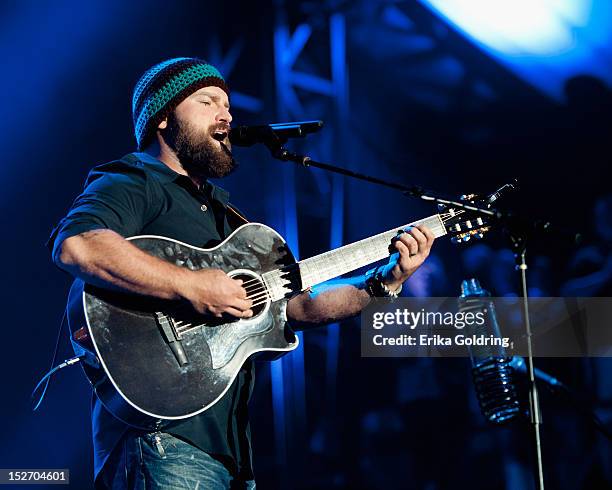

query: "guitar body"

left=67, top=223, right=299, bottom=430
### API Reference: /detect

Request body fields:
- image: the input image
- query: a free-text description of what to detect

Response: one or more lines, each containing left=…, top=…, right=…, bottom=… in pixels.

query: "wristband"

left=365, top=266, right=403, bottom=299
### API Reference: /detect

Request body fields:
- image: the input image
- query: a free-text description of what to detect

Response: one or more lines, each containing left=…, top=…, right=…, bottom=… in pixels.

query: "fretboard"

left=298, top=214, right=447, bottom=290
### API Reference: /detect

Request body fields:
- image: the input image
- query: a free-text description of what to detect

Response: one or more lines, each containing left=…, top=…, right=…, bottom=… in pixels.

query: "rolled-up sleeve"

left=47, top=161, right=152, bottom=259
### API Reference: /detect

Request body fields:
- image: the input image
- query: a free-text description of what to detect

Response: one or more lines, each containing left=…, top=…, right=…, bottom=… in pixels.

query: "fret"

left=298, top=260, right=312, bottom=285
left=262, top=270, right=286, bottom=302
left=298, top=214, right=448, bottom=290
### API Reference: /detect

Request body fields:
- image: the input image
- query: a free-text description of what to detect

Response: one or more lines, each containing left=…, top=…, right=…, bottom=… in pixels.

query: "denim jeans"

left=99, top=431, right=256, bottom=489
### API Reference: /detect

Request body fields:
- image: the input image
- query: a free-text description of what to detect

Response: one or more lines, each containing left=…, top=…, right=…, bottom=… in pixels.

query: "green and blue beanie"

left=132, top=57, right=229, bottom=150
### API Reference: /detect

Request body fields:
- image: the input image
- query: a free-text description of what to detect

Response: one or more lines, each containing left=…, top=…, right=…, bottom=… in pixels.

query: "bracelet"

left=365, top=266, right=403, bottom=299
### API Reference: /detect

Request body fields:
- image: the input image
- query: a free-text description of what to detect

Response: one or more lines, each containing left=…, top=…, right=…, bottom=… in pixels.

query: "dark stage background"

left=1, top=1, right=611, bottom=488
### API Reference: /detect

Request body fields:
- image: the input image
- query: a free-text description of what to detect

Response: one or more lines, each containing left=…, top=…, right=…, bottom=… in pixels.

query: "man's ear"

left=158, top=118, right=168, bottom=130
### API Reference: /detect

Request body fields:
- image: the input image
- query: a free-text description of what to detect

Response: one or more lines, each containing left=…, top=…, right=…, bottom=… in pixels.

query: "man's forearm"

left=286, top=276, right=372, bottom=327
left=55, top=229, right=190, bottom=299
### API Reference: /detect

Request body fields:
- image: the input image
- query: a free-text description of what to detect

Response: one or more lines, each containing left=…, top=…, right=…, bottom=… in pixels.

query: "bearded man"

left=48, top=57, right=434, bottom=489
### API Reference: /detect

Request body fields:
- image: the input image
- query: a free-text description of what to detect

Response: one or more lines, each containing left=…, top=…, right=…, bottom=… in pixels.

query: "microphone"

left=229, top=120, right=324, bottom=147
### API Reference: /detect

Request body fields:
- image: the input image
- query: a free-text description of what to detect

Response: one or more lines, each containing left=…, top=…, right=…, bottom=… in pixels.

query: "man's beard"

left=163, top=112, right=238, bottom=179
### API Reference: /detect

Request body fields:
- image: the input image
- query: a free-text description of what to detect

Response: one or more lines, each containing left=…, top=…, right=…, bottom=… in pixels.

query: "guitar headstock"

left=439, top=194, right=491, bottom=244
left=439, top=181, right=517, bottom=244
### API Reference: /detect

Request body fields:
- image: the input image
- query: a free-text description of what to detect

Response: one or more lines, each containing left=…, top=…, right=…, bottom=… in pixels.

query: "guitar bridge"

left=155, top=312, right=189, bottom=367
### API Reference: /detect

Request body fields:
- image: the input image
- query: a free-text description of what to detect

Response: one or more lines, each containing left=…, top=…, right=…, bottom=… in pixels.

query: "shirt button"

left=200, top=204, right=208, bottom=212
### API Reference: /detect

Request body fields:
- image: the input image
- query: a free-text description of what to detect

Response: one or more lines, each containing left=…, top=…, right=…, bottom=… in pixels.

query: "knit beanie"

left=132, top=57, right=229, bottom=150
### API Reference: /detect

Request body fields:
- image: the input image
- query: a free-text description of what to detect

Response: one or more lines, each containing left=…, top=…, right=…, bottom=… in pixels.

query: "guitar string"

left=178, top=229, right=447, bottom=335
left=236, top=215, right=457, bottom=288
left=243, top=278, right=275, bottom=291
left=237, top=219, right=451, bottom=291
left=243, top=284, right=266, bottom=294
left=175, top=266, right=305, bottom=333
left=175, top=295, right=278, bottom=334
left=179, top=252, right=472, bottom=333
left=185, top=217, right=452, bottom=303
left=250, top=216, right=463, bottom=295
left=174, top=282, right=280, bottom=333
left=176, top=216, right=473, bottom=334
left=175, top=293, right=273, bottom=333
left=232, top=221, right=451, bottom=307
left=175, top=294, right=272, bottom=333
left=228, top=213, right=465, bottom=290
left=171, top=281, right=274, bottom=333
left=245, top=291, right=270, bottom=302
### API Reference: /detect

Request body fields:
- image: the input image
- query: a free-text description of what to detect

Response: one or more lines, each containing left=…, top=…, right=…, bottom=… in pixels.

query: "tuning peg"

left=475, top=226, right=491, bottom=239
left=451, top=227, right=491, bottom=245
left=453, top=232, right=472, bottom=243
left=471, top=227, right=491, bottom=240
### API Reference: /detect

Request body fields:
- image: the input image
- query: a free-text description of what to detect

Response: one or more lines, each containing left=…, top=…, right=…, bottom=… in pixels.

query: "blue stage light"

left=423, top=0, right=590, bottom=56
left=420, top=0, right=612, bottom=100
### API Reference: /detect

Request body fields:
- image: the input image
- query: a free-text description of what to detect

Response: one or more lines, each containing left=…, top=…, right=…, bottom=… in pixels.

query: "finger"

left=407, top=226, right=427, bottom=249
left=230, top=297, right=253, bottom=312
left=224, top=306, right=254, bottom=319
left=230, top=279, right=249, bottom=298
left=395, top=239, right=414, bottom=260
left=213, top=310, right=224, bottom=318
left=397, top=233, right=418, bottom=256
left=417, top=224, right=435, bottom=244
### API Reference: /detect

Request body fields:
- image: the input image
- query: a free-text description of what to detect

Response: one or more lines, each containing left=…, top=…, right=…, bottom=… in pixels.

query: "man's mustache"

left=211, top=122, right=231, bottom=134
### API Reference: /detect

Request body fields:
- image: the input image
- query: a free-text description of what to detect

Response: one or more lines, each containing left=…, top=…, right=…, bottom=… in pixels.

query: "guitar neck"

left=298, top=214, right=447, bottom=290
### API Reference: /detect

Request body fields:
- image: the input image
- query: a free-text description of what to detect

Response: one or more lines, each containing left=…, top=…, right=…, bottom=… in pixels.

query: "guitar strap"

left=226, top=203, right=249, bottom=230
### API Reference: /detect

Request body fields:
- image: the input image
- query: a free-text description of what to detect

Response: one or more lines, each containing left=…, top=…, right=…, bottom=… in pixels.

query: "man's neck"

left=142, top=141, right=204, bottom=189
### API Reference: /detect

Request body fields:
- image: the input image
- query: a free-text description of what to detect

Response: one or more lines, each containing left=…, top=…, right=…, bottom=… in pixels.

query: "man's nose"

left=218, top=107, right=232, bottom=124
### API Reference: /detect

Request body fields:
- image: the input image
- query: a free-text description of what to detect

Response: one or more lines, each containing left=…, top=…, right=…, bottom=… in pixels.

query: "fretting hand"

left=380, top=225, right=436, bottom=292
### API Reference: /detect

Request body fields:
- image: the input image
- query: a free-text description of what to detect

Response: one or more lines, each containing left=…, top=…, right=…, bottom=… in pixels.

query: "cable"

left=31, top=308, right=83, bottom=411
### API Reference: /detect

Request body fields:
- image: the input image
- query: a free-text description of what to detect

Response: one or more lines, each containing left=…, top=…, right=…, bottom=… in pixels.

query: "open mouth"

left=212, top=130, right=228, bottom=142
left=211, top=129, right=233, bottom=155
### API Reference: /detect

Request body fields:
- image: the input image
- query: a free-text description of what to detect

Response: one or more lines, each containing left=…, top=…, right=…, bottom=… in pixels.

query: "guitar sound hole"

left=232, top=272, right=268, bottom=317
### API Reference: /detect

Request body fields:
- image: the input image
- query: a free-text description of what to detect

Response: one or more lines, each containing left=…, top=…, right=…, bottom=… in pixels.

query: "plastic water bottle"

left=459, top=278, right=521, bottom=424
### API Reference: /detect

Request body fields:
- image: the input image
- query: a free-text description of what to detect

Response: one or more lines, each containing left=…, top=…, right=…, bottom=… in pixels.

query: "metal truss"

left=270, top=2, right=349, bottom=480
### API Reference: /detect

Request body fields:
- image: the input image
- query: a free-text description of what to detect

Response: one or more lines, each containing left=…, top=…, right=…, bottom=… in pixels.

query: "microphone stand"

left=264, top=136, right=497, bottom=215
left=510, top=233, right=545, bottom=490
left=263, top=137, right=553, bottom=490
